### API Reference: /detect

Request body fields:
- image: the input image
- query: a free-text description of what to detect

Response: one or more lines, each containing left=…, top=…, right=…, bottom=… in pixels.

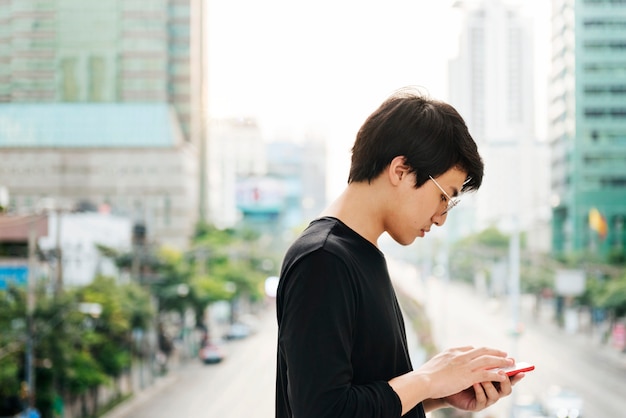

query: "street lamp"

left=24, top=219, right=37, bottom=414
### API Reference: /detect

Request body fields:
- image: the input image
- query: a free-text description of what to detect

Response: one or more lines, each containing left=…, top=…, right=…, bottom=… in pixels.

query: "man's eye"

left=441, top=195, right=448, bottom=202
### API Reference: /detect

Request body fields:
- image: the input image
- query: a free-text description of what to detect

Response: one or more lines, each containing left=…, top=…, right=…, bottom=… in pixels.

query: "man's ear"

left=389, top=156, right=410, bottom=185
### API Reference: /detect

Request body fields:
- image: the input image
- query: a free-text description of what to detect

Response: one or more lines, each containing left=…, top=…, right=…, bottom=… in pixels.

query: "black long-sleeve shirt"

left=276, top=217, right=426, bottom=418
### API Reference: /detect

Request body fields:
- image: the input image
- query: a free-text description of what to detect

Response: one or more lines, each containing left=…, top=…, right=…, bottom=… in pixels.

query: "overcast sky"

left=206, top=0, right=550, bottom=198
left=207, top=0, right=462, bottom=128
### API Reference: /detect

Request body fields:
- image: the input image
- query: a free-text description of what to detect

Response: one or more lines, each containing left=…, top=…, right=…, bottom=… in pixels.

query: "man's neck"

left=320, top=181, right=388, bottom=247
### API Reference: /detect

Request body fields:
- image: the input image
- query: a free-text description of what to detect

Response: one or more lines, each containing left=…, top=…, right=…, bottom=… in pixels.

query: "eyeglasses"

left=429, top=175, right=460, bottom=215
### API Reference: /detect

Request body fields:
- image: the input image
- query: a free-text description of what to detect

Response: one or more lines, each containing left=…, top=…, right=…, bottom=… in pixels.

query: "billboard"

left=555, top=269, right=586, bottom=297
left=236, top=176, right=286, bottom=216
left=0, top=265, right=28, bottom=290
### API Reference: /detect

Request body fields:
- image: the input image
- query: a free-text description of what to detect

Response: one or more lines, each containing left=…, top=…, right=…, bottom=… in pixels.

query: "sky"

left=206, top=0, right=551, bottom=199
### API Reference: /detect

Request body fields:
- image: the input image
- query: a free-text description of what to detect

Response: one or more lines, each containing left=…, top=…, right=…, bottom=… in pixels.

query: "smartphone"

left=500, top=361, right=535, bottom=377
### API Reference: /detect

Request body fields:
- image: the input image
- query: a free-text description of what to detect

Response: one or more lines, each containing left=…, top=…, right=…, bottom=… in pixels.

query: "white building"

left=447, top=0, right=551, bottom=251
left=38, top=211, right=132, bottom=287
left=207, top=118, right=267, bottom=228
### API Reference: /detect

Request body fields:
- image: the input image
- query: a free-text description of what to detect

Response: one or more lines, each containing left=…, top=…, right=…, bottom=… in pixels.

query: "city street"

left=106, top=260, right=626, bottom=418
left=105, top=304, right=278, bottom=418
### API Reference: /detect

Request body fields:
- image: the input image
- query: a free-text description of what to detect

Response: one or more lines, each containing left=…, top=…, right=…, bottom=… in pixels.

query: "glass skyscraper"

left=0, top=0, right=204, bottom=143
left=550, top=0, right=626, bottom=257
left=0, top=0, right=206, bottom=248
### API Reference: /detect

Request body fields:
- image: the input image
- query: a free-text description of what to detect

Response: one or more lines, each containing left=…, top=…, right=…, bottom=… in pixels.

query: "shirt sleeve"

left=277, top=249, right=403, bottom=418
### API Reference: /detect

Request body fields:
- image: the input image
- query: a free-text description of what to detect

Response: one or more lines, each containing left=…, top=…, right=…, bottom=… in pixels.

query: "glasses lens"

left=444, top=198, right=459, bottom=215
left=429, top=175, right=460, bottom=215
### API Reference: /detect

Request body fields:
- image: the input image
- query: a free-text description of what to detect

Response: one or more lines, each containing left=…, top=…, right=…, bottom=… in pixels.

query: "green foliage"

left=0, top=274, right=154, bottom=416
left=94, top=243, right=119, bottom=259
left=65, top=350, right=107, bottom=394
left=596, top=275, right=626, bottom=318
left=1, top=220, right=282, bottom=416
left=190, top=222, right=270, bottom=302
left=151, top=247, right=192, bottom=314
left=449, top=227, right=510, bottom=284
left=469, top=227, right=510, bottom=248
left=0, top=287, right=23, bottom=401
left=119, top=282, right=153, bottom=330
left=449, top=227, right=558, bottom=296
left=80, top=276, right=130, bottom=335
left=191, top=274, right=232, bottom=304
left=211, top=263, right=262, bottom=297
left=0, top=359, right=19, bottom=397
left=548, top=248, right=626, bottom=319
left=519, top=257, right=554, bottom=294
left=77, top=276, right=151, bottom=377
left=193, top=221, right=238, bottom=246
left=580, top=275, right=607, bottom=308
left=607, top=247, right=626, bottom=265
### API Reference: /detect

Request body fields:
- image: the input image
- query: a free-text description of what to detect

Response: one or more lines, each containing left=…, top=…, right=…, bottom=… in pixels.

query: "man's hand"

left=442, top=373, right=525, bottom=412
left=413, top=346, right=514, bottom=400
left=390, top=346, right=518, bottom=416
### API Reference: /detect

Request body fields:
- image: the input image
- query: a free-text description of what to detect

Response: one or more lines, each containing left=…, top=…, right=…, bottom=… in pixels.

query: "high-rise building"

left=448, top=0, right=551, bottom=251
left=0, top=0, right=204, bottom=141
left=549, top=0, right=626, bottom=257
left=0, top=0, right=206, bottom=248
left=207, top=118, right=267, bottom=228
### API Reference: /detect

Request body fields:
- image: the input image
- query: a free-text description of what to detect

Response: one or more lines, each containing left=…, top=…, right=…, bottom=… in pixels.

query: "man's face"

left=386, top=166, right=467, bottom=245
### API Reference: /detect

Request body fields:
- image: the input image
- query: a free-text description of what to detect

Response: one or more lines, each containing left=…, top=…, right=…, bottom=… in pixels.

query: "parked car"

left=200, top=342, right=225, bottom=364
left=543, top=386, right=584, bottom=418
left=223, top=321, right=252, bottom=340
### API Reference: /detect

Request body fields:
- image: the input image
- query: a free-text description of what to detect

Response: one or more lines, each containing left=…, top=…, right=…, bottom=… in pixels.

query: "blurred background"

left=0, top=0, right=625, bottom=417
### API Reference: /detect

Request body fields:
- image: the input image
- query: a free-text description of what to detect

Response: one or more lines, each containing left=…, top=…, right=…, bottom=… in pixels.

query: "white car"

left=543, top=386, right=584, bottom=418
left=223, top=322, right=252, bottom=340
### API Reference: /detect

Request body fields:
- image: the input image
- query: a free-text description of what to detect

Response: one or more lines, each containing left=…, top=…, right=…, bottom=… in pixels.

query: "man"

left=275, top=88, right=525, bottom=417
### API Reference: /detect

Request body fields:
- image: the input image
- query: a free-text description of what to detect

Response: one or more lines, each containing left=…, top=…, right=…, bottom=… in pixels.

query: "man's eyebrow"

left=451, top=187, right=460, bottom=198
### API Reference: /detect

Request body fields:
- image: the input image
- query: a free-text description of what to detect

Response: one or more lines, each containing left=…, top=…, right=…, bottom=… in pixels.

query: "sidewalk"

left=100, top=371, right=181, bottom=418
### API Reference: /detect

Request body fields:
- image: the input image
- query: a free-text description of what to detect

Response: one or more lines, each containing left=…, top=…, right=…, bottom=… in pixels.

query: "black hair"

left=348, top=87, right=483, bottom=192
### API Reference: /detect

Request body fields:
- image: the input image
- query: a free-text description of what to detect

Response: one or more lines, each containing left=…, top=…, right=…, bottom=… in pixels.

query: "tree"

left=596, top=275, right=626, bottom=318
left=30, top=276, right=152, bottom=417
left=449, top=227, right=510, bottom=285
left=0, top=285, right=25, bottom=416
left=190, top=223, right=268, bottom=305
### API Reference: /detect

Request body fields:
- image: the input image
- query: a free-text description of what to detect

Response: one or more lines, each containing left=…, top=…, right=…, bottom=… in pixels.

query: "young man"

left=275, top=88, right=524, bottom=418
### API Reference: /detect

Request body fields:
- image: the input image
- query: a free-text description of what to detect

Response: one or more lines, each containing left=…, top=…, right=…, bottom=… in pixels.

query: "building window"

left=600, top=176, right=626, bottom=187
left=584, top=108, right=606, bottom=117
left=164, top=195, right=171, bottom=226
left=61, top=57, right=79, bottom=101
left=610, top=108, right=626, bottom=117
left=89, top=56, right=106, bottom=102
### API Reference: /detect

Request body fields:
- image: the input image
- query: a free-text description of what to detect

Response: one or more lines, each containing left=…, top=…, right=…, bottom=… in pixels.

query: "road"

left=108, top=304, right=278, bottom=418
left=390, top=259, right=626, bottom=417
left=108, top=260, right=626, bottom=418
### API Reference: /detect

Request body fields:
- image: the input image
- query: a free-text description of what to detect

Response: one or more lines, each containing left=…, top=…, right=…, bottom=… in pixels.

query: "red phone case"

left=501, top=362, right=535, bottom=376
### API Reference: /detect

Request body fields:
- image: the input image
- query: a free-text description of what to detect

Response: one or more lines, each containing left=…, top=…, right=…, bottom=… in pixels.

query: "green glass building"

left=0, top=0, right=204, bottom=143
left=0, top=0, right=206, bottom=247
left=550, top=0, right=626, bottom=258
